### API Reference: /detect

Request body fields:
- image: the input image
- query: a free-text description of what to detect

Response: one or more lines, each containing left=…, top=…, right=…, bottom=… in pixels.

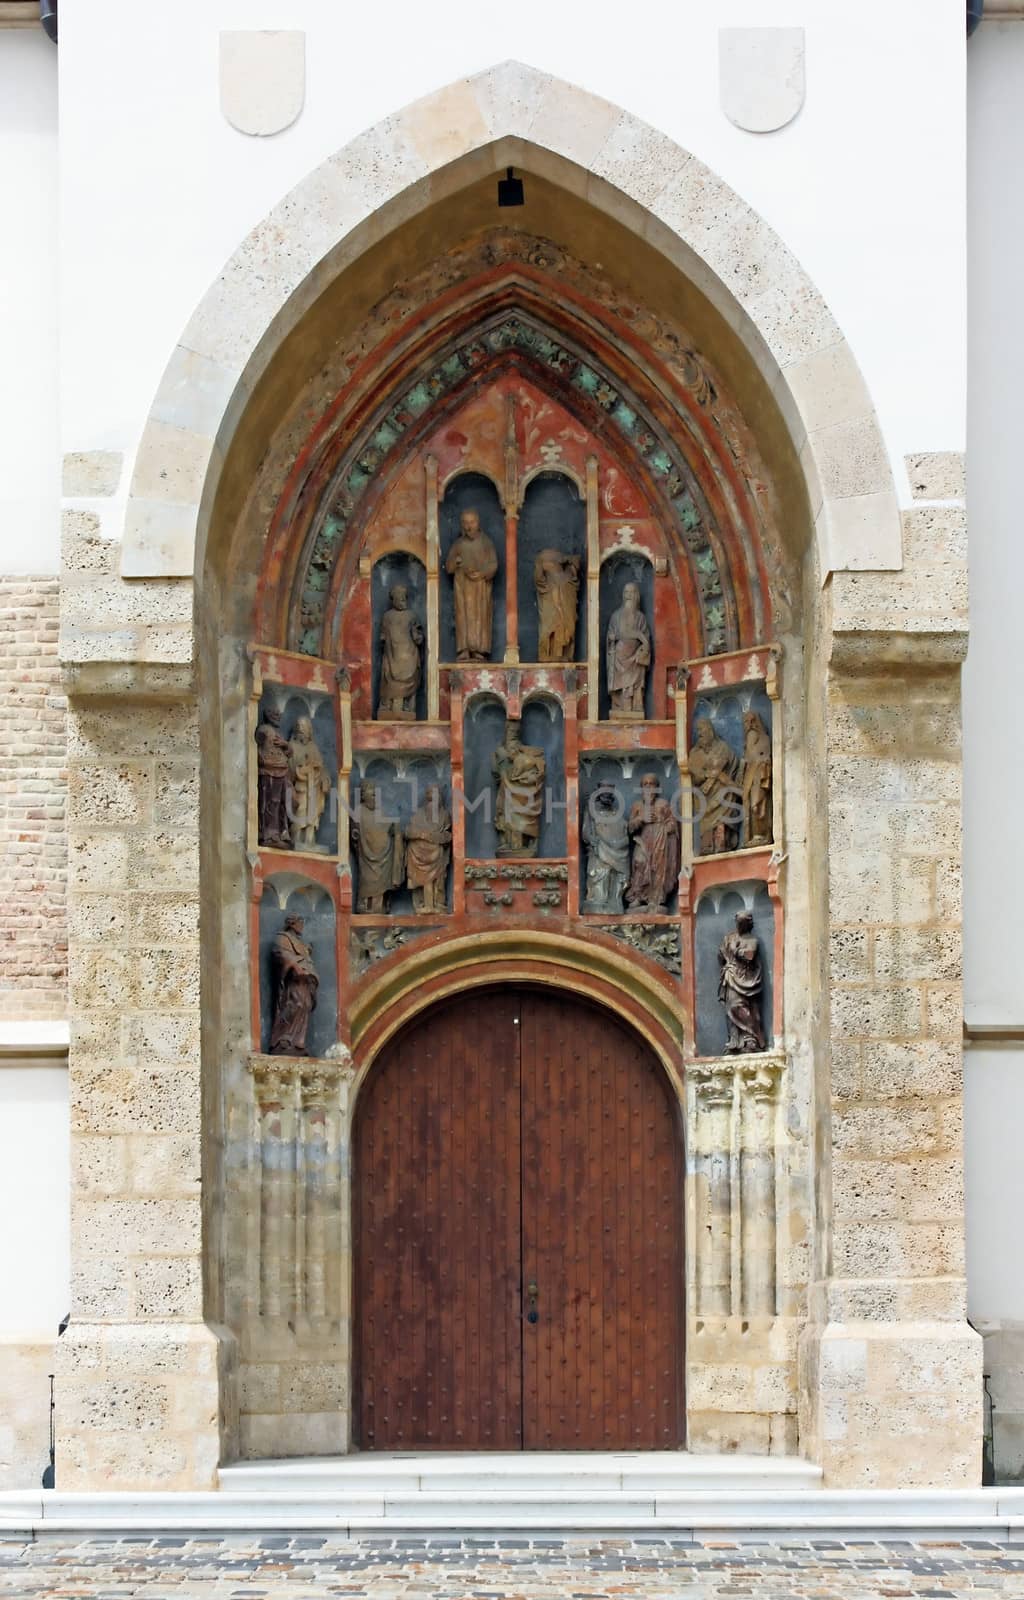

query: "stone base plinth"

left=799, top=1318, right=983, bottom=1487
left=0, top=1338, right=56, bottom=1488
left=54, top=1321, right=234, bottom=1490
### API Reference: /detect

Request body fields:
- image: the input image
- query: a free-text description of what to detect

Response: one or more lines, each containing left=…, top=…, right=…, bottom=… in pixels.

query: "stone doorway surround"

left=56, top=63, right=978, bottom=1490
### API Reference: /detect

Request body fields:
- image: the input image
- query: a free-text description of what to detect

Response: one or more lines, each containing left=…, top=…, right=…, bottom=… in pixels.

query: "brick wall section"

left=0, top=576, right=67, bottom=1020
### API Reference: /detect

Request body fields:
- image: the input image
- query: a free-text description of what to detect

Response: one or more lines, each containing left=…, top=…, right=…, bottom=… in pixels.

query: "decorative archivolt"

left=253, top=241, right=778, bottom=663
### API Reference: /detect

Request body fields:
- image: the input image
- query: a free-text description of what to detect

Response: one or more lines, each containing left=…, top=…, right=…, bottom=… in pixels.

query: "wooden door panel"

left=355, top=985, right=683, bottom=1450
left=520, top=990, right=684, bottom=1448
left=354, top=990, right=523, bottom=1448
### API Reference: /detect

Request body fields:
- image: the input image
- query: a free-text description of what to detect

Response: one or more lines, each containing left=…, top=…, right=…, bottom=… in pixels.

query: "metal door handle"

left=526, top=1280, right=539, bottom=1324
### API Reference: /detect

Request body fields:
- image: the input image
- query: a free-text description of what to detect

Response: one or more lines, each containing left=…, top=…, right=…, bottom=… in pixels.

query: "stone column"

left=54, top=679, right=227, bottom=1490
left=690, top=1064, right=735, bottom=1320
left=799, top=529, right=982, bottom=1488
left=739, top=1060, right=782, bottom=1322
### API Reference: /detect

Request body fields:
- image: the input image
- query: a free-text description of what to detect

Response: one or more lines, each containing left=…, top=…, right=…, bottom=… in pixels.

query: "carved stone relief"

left=352, top=781, right=404, bottom=914
left=534, top=548, right=580, bottom=663
left=377, top=584, right=423, bottom=720
left=689, top=716, right=741, bottom=856
left=742, top=710, right=772, bottom=846
left=404, top=786, right=451, bottom=913
left=718, top=910, right=766, bottom=1054
left=288, top=716, right=330, bottom=851
left=688, top=684, right=774, bottom=856
left=268, top=913, right=319, bottom=1055
left=626, top=775, right=681, bottom=914
left=258, top=880, right=337, bottom=1058
left=695, top=884, right=774, bottom=1057
left=582, top=785, right=630, bottom=913
left=445, top=507, right=498, bottom=662
left=255, top=706, right=292, bottom=848
left=606, top=581, right=651, bottom=718
left=493, top=718, right=546, bottom=858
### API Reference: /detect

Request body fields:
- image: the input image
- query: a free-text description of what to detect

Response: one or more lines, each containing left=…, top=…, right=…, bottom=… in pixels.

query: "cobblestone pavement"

left=2, top=1535, right=1024, bottom=1600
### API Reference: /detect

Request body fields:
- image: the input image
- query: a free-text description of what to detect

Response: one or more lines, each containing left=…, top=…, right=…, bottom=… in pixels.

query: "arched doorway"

left=353, top=985, right=684, bottom=1451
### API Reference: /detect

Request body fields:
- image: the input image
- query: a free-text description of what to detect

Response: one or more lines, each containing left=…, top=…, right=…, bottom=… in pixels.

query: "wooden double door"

left=354, top=987, right=684, bottom=1450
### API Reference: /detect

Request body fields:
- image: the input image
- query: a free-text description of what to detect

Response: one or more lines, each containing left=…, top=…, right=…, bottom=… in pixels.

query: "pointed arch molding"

left=120, top=61, right=901, bottom=596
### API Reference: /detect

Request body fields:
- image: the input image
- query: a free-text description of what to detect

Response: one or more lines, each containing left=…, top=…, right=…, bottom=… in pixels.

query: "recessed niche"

left=694, top=881, right=774, bottom=1057
left=258, top=877, right=337, bottom=1058
left=579, top=753, right=678, bottom=913
left=258, top=685, right=338, bottom=855
left=599, top=551, right=655, bottom=720
left=440, top=471, right=506, bottom=663
left=371, top=552, right=427, bottom=722
left=690, top=683, right=773, bottom=855
left=351, top=753, right=452, bottom=915
left=463, top=695, right=566, bottom=859
left=518, top=471, right=586, bottom=664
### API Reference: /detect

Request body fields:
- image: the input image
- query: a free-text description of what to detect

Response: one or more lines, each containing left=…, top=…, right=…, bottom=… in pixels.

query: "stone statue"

left=288, top=715, right=330, bottom=852
left=606, top=581, right=651, bottom=717
left=718, top=910, right=766, bottom=1054
left=445, top=508, right=498, bottom=661
left=492, top=718, right=546, bottom=857
left=742, top=710, right=773, bottom=846
left=378, top=583, right=423, bottom=720
left=352, top=781, right=404, bottom=914
left=582, top=785, right=630, bottom=913
left=255, top=706, right=292, bottom=849
left=626, top=774, right=681, bottom=913
left=689, top=716, right=741, bottom=855
left=405, top=784, right=452, bottom=913
left=269, top=913, right=319, bottom=1056
left=534, top=548, right=581, bottom=662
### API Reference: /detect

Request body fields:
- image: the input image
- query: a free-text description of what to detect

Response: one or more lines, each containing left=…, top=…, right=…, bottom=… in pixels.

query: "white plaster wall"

left=0, top=1064, right=69, bottom=1340
left=0, top=30, right=58, bottom=575
left=965, top=1050, right=1024, bottom=1325
left=963, top=22, right=1024, bottom=1031
left=963, top=25, right=1024, bottom=1361
left=51, top=0, right=964, bottom=521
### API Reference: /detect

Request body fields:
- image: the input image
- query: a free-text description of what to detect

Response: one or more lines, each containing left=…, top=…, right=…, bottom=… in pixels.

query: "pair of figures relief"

left=352, top=782, right=451, bottom=914
left=583, top=773, right=681, bottom=915
left=255, top=709, right=331, bottom=852
left=689, top=710, right=772, bottom=855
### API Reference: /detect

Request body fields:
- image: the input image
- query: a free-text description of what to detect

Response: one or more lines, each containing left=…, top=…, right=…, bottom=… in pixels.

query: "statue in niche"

left=626, top=774, right=681, bottom=913
left=606, top=582, right=651, bottom=717
left=288, top=715, right=331, bottom=852
left=378, top=584, right=423, bottom=720
left=445, top=508, right=498, bottom=661
left=493, top=719, right=546, bottom=857
left=405, top=784, right=452, bottom=914
left=352, top=781, right=404, bottom=914
left=689, top=716, right=741, bottom=855
left=255, top=706, right=292, bottom=849
left=582, top=785, right=630, bottom=913
left=534, top=548, right=581, bottom=662
left=718, top=910, right=766, bottom=1054
left=269, top=913, right=319, bottom=1056
left=742, top=710, right=773, bottom=846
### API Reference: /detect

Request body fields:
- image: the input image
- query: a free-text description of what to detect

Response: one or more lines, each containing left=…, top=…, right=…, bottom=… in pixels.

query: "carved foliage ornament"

left=598, top=922, right=682, bottom=975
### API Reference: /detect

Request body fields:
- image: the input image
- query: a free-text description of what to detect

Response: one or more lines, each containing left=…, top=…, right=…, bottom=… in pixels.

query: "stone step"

left=218, top=1451, right=824, bottom=1495
left=3, top=1482, right=1024, bottom=1538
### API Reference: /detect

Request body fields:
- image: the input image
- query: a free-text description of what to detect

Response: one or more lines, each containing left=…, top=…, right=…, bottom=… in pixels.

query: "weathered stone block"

left=62, top=450, right=124, bottom=497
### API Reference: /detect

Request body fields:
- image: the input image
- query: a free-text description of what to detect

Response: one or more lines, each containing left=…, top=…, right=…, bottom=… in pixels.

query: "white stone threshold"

left=2, top=1455, right=1023, bottom=1538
